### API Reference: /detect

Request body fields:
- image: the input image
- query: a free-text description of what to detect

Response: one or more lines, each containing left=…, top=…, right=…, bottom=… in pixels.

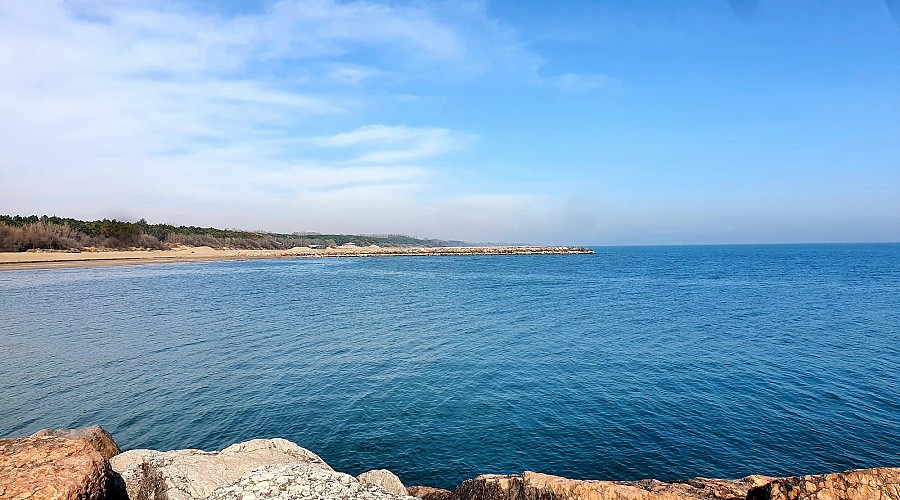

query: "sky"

left=1, top=1, right=899, bottom=245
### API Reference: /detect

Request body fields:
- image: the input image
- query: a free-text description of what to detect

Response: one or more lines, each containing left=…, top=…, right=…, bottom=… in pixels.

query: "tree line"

left=0, top=215, right=466, bottom=252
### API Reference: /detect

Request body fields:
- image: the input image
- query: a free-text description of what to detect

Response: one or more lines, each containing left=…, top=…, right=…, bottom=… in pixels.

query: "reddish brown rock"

left=0, top=436, right=113, bottom=500
left=455, top=473, right=523, bottom=500
left=408, top=485, right=457, bottom=500
left=613, top=476, right=774, bottom=499
left=747, top=467, right=900, bottom=500
left=455, top=471, right=773, bottom=500
left=31, top=425, right=121, bottom=460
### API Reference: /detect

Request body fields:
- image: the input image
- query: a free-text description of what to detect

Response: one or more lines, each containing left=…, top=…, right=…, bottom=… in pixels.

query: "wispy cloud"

left=309, top=125, right=478, bottom=164
left=326, top=65, right=384, bottom=85
left=551, top=73, right=618, bottom=92
left=0, top=0, right=558, bottom=241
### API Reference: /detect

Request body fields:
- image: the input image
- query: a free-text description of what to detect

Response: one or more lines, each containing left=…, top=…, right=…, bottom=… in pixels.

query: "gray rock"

left=358, top=469, right=407, bottom=496
left=109, top=438, right=331, bottom=500
left=209, top=463, right=419, bottom=500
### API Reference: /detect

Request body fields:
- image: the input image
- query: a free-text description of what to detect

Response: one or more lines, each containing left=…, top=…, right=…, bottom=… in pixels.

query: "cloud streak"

left=0, top=0, right=563, bottom=242
left=309, top=125, right=478, bottom=164
left=551, top=73, right=617, bottom=93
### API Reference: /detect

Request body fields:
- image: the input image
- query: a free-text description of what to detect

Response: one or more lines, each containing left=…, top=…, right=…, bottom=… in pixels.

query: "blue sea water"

left=1, top=244, right=899, bottom=489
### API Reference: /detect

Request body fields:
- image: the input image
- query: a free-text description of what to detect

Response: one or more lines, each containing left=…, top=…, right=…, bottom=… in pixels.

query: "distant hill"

left=0, top=215, right=472, bottom=252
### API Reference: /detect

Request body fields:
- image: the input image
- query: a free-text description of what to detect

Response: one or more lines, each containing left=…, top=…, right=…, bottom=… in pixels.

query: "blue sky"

left=1, top=1, right=898, bottom=244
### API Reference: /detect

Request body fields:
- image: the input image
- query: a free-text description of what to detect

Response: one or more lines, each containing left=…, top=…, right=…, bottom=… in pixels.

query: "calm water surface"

left=1, top=244, right=899, bottom=488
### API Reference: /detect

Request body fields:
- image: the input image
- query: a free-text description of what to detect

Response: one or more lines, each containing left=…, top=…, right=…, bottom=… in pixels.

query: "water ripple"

left=1, top=244, right=899, bottom=488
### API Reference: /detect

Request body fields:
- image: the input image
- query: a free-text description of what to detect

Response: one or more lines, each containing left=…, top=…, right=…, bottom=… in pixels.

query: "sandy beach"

left=0, top=245, right=594, bottom=270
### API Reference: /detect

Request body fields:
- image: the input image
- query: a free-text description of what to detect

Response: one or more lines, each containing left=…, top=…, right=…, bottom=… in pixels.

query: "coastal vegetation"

left=0, top=215, right=467, bottom=252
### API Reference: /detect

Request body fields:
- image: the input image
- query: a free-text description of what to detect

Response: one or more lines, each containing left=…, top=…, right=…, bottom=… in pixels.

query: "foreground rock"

left=5, top=426, right=899, bottom=500
left=451, top=471, right=773, bottom=500
left=747, top=467, right=900, bottom=499
left=209, top=464, right=418, bottom=500
left=31, top=425, right=122, bottom=460
left=359, top=469, right=408, bottom=497
left=110, top=438, right=332, bottom=500
left=407, top=486, right=455, bottom=500
left=0, top=436, right=115, bottom=500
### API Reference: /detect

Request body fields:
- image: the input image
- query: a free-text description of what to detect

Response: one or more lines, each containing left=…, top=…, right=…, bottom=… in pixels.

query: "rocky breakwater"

left=446, top=472, right=775, bottom=500
left=311, top=246, right=596, bottom=257
left=108, top=437, right=416, bottom=500
left=2, top=425, right=900, bottom=500
left=419, top=470, right=900, bottom=500
left=746, top=468, right=900, bottom=500
left=1, top=426, right=417, bottom=500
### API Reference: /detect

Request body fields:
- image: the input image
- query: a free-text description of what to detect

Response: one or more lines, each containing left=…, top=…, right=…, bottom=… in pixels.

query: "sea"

left=1, top=244, right=898, bottom=489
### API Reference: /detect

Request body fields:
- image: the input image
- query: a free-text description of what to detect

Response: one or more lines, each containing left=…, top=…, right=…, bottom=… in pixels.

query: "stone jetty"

left=0, top=245, right=595, bottom=270
left=1, top=426, right=898, bottom=500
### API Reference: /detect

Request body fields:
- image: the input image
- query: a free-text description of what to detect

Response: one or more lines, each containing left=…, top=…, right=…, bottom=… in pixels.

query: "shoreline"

left=0, top=245, right=594, bottom=270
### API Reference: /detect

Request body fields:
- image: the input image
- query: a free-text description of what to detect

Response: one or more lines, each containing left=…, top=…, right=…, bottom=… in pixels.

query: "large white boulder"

left=110, top=438, right=331, bottom=500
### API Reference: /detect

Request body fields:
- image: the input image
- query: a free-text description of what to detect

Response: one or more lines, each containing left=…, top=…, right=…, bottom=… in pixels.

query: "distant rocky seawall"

left=1, top=426, right=898, bottom=500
